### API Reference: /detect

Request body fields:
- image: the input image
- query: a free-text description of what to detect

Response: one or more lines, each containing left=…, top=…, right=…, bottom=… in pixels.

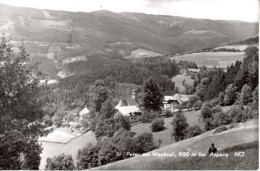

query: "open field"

left=39, top=131, right=96, bottom=170
left=97, top=119, right=258, bottom=170
left=214, top=44, right=250, bottom=51
left=171, top=74, right=195, bottom=92
left=170, top=52, right=244, bottom=67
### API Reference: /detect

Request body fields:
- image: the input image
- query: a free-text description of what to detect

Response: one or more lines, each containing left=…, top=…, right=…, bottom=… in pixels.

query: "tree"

left=185, top=125, right=202, bottom=139
left=95, top=115, right=131, bottom=139
left=235, top=46, right=258, bottom=90
left=100, top=98, right=115, bottom=119
left=135, top=132, right=158, bottom=153
left=0, top=36, right=45, bottom=169
left=97, top=137, right=121, bottom=166
left=241, top=84, right=252, bottom=105
left=90, top=80, right=111, bottom=112
left=42, top=115, right=52, bottom=126
left=151, top=118, right=165, bottom=132
left=112, top=129, right=136, bottom=158
left=52, top=111, right=65, bottom=127
left=228, top=105, right=245, bottom=123
left=218, top=92, right=225, bottom=106
left=212, top=109, right=229, bottom=127
left=171, top=112, right=189, bottom=141
left=80, top=114, right=90, bottom=128
left=201, top=104, right=214, bottom=131
left=77, top=143, right=99, bottom=169
left=253, top=85, right=258, bottom=110
left=139, top=110, right=160, bottom=123
left=187, top=95, right=200, bottom=109
left=65, top=113, right=75, bottom=124
left=224, top=84, right=238, bottom=105
left=193, top=100, right=202, bottom=110
left=195, top=78, right=209, bottom=101
left=45, top=154, right=75, bottom=170
left=201, top=105, right=212, bottom=120
left=142, top=77, right=163, bottom=111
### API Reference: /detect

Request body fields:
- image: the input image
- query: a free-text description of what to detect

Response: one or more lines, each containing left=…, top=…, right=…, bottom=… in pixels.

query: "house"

left=79, top=106, right=90, bottom=122
left=115, top=90, right=142, bottom=123
left=188, top=68, right=202, bottom=73
left=163, top=94, right=190, bottom=112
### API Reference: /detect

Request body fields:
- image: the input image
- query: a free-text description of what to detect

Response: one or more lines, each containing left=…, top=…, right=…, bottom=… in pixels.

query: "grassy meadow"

left=138, top=141, right=259, bottom=170
left=171, top=52, right=244, bottom=67
left=171, top=74, right=195, bottom=92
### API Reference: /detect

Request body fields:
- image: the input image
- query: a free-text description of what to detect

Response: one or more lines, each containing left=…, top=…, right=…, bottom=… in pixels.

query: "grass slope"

left=131, top=109, right=202, bottom=147
left=97, top=119, right=258, bottom=170
left=39, top=131, right=96, bottom=169
left=145, top=141, right=258, bottom=170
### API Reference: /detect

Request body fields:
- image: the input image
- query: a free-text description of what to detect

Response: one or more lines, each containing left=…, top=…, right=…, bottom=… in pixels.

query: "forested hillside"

left=0, top=4, right=258, bottom=77
left=41, top=58, right=185, bottom=111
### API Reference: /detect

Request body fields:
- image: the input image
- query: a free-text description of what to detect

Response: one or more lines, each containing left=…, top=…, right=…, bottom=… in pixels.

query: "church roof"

left=116, top=106, right=140, bottom=116
left=115, top=98, right=138, bottom=109
left=79, top=107, right=90, bottom=116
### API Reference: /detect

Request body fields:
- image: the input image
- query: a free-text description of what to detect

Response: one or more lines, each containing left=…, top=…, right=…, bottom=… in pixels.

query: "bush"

left=213, top=125, right=228, bottom=134
left=45, top=154, right=75, bottom=170
left=135, top=132, right=158, bottom=153
left=201, top=105, right=212, bottom=120
left=151, top=118, right=165, bottom=132
left=77, top=130, right=158, bottom=169
left=228, top=105, right=245, bottom=123
left=164, top=110, right=173, bottom=118
left=171, top=112, right=189, bottom=141
left=139, top=110, right=160, bottom=123
left=228, top=123, right=239, bottom=129
left=212, top=111, right=230, bottom=127
left=193, top=100, right=202, bottom=110
left=185, top=125, right=202, bottom=138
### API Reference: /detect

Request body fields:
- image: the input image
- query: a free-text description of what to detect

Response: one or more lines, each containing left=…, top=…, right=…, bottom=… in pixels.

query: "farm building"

left=79, top=106, right=90, bottom=122
left=115, top=90, right=142, bottom=122
left=163, top=94, right=190, bottom=112
left=188, top=68, right=202, bottom=73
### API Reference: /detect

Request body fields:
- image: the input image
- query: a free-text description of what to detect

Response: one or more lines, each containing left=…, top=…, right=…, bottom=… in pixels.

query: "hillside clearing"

left=39, top=131, right=96, bottom=169
left=171, top=74, right=195, bottom=92
left=170, top=52, right=244, bottom=67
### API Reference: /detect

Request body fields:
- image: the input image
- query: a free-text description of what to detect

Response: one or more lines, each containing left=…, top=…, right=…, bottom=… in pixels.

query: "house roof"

left=115, top=98, right=138, bottom=109
left=116, top=106, right=140, bottom=116
left=164, top=94, right=190, bottom=104
left=79, top=107, right=90, bottom=116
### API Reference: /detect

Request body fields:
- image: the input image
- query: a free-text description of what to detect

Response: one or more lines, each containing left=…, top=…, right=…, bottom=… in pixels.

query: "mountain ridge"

left=0, top=3, right=258, bottom=77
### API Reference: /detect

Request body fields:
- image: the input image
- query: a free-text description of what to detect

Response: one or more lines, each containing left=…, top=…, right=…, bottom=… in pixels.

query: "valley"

left=0, top=3, right=258, bottom=170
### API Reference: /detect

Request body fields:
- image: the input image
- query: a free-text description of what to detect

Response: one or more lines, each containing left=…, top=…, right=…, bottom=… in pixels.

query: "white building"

left=163, top=94, right=190, bottom=112
left=115, top=90, right=142, bottom=122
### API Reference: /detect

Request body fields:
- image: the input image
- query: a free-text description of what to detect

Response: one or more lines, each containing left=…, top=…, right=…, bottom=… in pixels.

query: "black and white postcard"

left=0, top=0, right=258, bottom=170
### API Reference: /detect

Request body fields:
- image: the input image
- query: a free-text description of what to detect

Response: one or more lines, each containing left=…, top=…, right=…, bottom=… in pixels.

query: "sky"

left=0, top=0, right=258, bottom=22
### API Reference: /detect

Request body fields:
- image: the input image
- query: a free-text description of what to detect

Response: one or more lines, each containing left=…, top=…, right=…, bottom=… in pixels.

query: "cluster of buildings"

left=79, top=90, right=191, bottom=124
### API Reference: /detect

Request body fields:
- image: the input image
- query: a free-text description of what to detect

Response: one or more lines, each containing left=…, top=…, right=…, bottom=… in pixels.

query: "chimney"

left=131, top=89, right=136, bottom=99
